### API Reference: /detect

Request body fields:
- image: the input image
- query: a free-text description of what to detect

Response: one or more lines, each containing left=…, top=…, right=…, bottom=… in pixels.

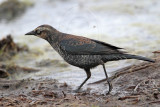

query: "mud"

left=0, top=56, right=159, bottom=107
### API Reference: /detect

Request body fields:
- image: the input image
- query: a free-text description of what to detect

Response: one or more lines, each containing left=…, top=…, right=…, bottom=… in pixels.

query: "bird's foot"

left=105, top=91, right=111, bottom=95
left=105, top=82, right=113, bottom=95
left=73, top=89, right=80, bottom=93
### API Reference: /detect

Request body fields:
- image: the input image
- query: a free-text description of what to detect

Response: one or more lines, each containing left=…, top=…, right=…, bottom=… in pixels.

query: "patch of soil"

left=0, top=79, right=105, bottom=107
left=0, top=56, right=159, bottom=106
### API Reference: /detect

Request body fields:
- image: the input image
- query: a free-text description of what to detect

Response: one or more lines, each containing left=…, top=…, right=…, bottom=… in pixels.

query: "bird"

left=25, top=24, right=155, bottom=94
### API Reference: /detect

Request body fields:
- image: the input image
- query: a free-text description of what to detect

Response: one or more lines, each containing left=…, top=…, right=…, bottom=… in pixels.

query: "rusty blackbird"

left=25, top=25, right=155, bottom=94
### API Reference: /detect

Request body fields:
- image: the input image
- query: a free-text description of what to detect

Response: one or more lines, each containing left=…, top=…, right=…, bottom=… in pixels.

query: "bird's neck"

left=46, top=31, right=60, bottom=42
left=46, top=31, right=65, bottom=49
left=46, top=32, right=65, bottom=53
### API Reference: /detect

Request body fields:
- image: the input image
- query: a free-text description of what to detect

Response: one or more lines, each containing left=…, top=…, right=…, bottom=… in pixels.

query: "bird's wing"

left=59, top=35, right=125, bottom=55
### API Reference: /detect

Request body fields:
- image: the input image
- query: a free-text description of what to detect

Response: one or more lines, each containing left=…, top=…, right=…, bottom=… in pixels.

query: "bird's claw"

left=105, top=91, right=111, bottom=95
left=73, top=89, right=80, bottom=93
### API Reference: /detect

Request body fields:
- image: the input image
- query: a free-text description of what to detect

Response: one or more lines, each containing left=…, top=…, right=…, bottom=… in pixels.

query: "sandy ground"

left=0, top=56, right=160, bottom=107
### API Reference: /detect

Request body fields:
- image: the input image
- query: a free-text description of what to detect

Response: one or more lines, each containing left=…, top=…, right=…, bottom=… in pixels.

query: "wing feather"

left=59, top=35, right=124, bottom=55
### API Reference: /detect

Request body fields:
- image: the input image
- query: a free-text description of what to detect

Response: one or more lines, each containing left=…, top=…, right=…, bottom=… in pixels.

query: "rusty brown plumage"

left=60, top=34, right=93, bottom=44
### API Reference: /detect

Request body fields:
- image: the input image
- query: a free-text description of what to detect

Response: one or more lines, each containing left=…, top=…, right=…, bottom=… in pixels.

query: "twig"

left=140, top=100, right=160, bottom=106
left=89, top=63, right=154, bottom=85
left=134, top=80, right=144, bottom=92
left=118, top=95, right=138, bottom=100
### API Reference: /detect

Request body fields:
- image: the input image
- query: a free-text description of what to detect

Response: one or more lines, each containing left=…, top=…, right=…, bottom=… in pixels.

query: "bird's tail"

left=103, top=54, right=155, bottom=63
left=121, top=54, right=155, bottom=62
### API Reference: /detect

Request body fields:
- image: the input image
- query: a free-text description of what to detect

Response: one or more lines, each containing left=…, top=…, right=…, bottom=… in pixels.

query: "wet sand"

left=0, top=56, right=159, bottom=107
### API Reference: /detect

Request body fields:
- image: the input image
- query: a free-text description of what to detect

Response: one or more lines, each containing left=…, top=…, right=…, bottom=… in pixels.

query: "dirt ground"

left=0, top=56, right=160, bottom=107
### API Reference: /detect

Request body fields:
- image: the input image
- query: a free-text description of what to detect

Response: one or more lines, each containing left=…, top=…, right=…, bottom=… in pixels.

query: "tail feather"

left=103, top=54, right=155, bottom=63
left=121, top=54, right=155, bottom=62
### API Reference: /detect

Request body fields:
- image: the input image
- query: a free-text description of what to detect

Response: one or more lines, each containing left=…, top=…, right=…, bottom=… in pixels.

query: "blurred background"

left=0, top=0, right=159, bottom=91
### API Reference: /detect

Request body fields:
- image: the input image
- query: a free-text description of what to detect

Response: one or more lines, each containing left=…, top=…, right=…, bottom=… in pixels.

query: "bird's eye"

left=36, top=30, right=41, bottom=34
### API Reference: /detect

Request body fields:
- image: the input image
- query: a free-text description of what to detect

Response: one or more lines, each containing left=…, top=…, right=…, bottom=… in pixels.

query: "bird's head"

left=25, top=24, right=58, bottom=40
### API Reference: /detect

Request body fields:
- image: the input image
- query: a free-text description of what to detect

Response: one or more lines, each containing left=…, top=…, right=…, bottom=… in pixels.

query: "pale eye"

left=36, top=30, right=41, bottom=34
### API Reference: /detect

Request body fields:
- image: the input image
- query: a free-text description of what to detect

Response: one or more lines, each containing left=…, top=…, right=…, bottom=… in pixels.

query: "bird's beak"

left=25, top=30, right=36, bottom=35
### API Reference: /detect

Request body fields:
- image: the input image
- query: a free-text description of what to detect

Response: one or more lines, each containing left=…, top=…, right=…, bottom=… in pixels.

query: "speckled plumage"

left=26, top=24, right=155, bottom=94
left=46, top=34, right=103, bottom=68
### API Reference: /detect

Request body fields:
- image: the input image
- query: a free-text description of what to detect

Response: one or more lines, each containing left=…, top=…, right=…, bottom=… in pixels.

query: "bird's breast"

left=61, top=53, right=102, bottom=68
left=50, top=42, right=103, bottom=68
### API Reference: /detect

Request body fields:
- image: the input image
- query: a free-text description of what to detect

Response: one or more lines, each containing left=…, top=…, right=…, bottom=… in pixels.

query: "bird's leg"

left=75, top=69, right=91, bottom=92
left=102, top=64, right=113, bottom=95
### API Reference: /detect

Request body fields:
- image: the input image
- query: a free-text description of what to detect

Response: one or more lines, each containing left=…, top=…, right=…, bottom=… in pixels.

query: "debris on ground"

left=0, top=35, right=28, bottom=60
left=0, top=69, right=9, bottom=78
left=0, top=56, right=159, bottom=106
